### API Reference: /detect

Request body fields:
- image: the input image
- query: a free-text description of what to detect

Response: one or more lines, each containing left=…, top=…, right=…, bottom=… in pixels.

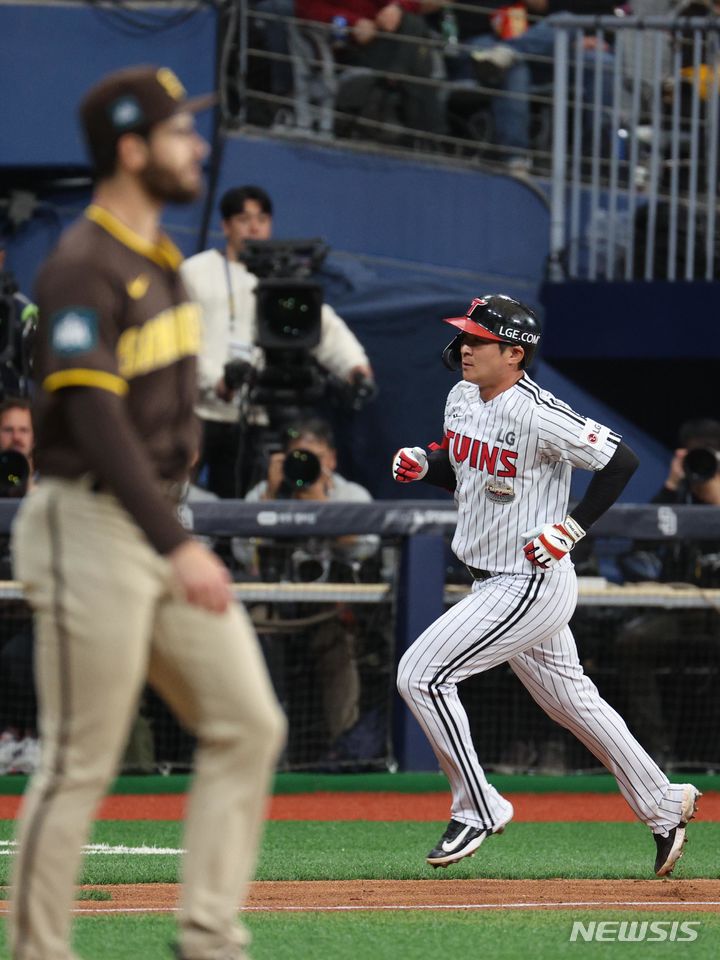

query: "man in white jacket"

left=180, top=185, right=373, bottom=496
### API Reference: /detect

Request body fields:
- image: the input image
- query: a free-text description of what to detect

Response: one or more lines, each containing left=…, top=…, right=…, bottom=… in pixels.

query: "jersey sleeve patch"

left=50, top=307, right=99, bottom=356
left=578, top=418, right=610, bottom=451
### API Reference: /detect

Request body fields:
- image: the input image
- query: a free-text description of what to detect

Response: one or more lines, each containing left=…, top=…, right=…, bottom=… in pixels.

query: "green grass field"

left=1, top=819, right=719, bottom=883
left=1, top=775, right=718, bottom=958
left=2, top=911, right=719, bottom=960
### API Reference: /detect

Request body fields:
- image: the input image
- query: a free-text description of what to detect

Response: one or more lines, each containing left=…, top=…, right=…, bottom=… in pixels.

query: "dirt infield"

left=1, top=879, right=715, bottom=914
left=1, top=793, right=717, bottom=918
left=1, top=792, right=718, bottom=821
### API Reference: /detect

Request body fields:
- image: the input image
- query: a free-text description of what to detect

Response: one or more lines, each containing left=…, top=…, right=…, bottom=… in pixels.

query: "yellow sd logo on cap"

left=156, top=67, right=186, bottom=101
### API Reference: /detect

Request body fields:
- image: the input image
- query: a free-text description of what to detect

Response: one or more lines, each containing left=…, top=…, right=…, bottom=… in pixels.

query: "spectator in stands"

left=616, top=418, right=720, bottom=766
left=295, top=0, right=448, bottom=142
left=180, top=184, right=373, bottom=497
left=240, top=417, right=383, bottom=764
left=250, top=0, right=295, bottom=109
left=454, top=0, right=617, bottom=172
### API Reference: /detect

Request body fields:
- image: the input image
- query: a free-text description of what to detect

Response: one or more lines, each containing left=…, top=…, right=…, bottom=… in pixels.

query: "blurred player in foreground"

left=8, top=65, right=285, bottom=960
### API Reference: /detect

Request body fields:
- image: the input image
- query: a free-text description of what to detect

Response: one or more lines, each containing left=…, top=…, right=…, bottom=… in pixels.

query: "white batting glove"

left=521, top=516, right=586, bottom=569
left=392, top=446, right=428, bottom=483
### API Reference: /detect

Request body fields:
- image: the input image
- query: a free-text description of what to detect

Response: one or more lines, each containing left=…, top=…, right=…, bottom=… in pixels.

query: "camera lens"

left=0, top=450, right=30, bottom=498
left=294, top=557, right=326, bottom=582
left=683, top=447, right=720, bottom=483
left=256, top=282, right=322, bottom=348
left=282, top=448, right=321, bottom=490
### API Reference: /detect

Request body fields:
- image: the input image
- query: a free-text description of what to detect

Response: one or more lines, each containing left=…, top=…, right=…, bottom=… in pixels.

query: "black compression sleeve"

left=571, top=440, right=639, bottom=531
left=63, top=388, right=191, bottom=554
left=423, top=448, right=456, bottom=492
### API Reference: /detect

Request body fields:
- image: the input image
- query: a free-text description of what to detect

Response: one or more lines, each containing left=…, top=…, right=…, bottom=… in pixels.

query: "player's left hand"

left=521, top=516, right=586, bottom=568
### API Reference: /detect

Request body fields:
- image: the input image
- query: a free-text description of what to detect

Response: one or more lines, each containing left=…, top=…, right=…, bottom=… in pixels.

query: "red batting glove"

left=392, top=446, right=428, bottom=483
left=522, top=516, right=586, bottom=569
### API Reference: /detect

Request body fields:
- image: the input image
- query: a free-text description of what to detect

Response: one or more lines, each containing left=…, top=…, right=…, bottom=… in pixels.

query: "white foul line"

left=0, top=840, right=184, bottom=856
left=1, top=901, right=720, bottom=916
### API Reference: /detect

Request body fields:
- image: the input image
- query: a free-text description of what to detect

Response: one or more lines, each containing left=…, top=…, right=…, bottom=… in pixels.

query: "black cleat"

left=427, top=819, right=488, bottom=867
left=425, top=804, right=514, bottom=868
left=653, top=783, right=701, bottom=877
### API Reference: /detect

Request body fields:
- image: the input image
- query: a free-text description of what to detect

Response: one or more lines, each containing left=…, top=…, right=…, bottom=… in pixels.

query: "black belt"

left=467, top=566, right=495, bottom=581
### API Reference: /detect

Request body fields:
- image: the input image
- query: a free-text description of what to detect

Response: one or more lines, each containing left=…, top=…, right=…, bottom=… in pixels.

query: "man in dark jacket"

left=455, top=0, right=618, bottom=170
left=296, top=0, right=447, bottom=138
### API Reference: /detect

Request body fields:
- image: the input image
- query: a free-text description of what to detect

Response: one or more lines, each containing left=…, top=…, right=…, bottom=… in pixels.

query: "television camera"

left=226, top=238, right=376, bottom=419
left=0, top=269, right=37, bottom=400
left=226, top=239, right=376, bottom=493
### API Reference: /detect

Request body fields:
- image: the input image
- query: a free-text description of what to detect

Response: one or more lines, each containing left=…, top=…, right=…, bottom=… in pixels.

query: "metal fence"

left=242, top=2, right=559, bottom=169
left=549, top=14, right=720, bottom=281
left=1, top=500, right=719, bottom=775
left=240, top=7, right=720, bottom=281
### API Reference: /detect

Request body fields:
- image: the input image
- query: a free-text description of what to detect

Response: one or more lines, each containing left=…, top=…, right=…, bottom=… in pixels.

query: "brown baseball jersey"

left=32, top=204, right=202, bottom=551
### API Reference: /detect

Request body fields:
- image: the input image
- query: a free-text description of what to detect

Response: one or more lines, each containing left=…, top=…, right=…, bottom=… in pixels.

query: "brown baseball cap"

left=80, top=64, right=215, bottom=169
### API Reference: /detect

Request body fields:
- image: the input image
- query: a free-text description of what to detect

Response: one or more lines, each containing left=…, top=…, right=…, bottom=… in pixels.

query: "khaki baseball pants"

left=8, top=479, right=286, bottom=960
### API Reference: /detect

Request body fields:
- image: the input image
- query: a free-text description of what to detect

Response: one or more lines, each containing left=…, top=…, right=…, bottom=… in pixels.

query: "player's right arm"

left=391, top=441, right=456, bottom=491
left=392, top=388, right=460, bottom=491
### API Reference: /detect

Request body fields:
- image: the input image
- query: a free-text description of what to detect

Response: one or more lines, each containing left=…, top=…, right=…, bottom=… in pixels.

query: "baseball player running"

left=9, top=67, right=285, bottom=960
left=393, top=295, right=699, bottom=876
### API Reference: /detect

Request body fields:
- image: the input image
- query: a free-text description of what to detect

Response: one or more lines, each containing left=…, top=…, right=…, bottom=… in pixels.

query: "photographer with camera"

left=616, top=418, right=720, bottom=766
left=238, top=418, right=382, bottom=764
left=180, top=185, right=375, bottom=497
left=0, top=396, right=35, bottom=495
left=0, top=396, right=38, bottom=773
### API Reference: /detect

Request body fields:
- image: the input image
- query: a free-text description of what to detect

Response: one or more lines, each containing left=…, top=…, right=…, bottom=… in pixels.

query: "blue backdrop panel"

left=0, top=1, right=217, bottom=166
left=212, top=134, right=550, bottom=282
left=540, top=281, right=720, bottom=359
left=2, top=197, right=667, bottom=504
left=330, top=282, right=669, bottom=504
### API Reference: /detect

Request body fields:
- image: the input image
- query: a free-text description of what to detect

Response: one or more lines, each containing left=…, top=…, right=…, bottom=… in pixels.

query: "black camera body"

left=684, top=447, right=720, bottom=483
left=236, top=240, right=327, bottom=418
left=223, top=357, right=254, bottom=392
left=0, top=449, right=30, bottom=498
left=278, top=448, right=321, bottom=498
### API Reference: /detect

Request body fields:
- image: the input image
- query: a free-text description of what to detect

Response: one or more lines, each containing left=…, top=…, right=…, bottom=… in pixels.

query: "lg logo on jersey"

left=447, top=429, right=518, bottom=478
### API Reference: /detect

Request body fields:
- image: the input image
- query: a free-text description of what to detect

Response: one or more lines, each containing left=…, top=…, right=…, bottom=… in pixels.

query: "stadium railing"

left=0, top=500, right=718, bottom=775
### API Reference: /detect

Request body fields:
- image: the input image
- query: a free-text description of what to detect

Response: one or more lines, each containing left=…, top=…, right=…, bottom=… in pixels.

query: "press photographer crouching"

left=616, top=418, right=720, bottom=767
left=238, top=418, right=386, bottom=767
left=0, top=397, right=38, bottom=773
left=180, top=185, right=376, bottom=497
left=0, top=396, right=35, bottom=499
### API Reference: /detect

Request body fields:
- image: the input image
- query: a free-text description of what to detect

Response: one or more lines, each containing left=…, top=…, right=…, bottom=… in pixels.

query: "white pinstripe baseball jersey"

left=397, top=345, right=695, bottom=868
left=444, top=374, right=621, bottom=572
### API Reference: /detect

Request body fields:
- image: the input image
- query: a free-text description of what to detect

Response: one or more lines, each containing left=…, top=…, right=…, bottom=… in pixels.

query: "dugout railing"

left=0, top=500, right=718, bottom=775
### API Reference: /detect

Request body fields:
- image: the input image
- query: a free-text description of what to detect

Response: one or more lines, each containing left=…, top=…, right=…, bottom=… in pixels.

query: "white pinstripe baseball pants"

left=397, top=568, right=687, bottom=835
